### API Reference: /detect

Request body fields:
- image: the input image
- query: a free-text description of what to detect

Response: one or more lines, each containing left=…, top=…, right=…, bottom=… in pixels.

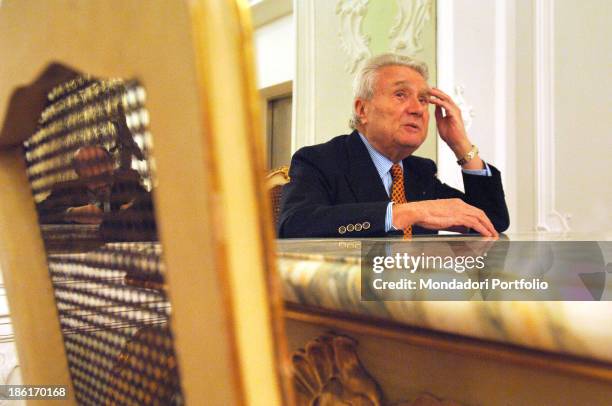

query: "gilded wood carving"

left=293, top=333, right=383, bottom=405
left=292, top=332, right=461, bottom=406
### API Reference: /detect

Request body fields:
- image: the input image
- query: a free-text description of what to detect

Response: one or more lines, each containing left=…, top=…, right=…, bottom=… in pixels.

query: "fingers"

left=436, top=212, right=491, bottom=237
left=453, top=215, right=490, bottom=237
left=429, top=87, right=453, bottom=102
left=415, top=199, right=499, bottom=238
left=445, top=200, right=496, bottom=237
left=466, top=213, right=497, bottom=237
left=429, top=95, right=457, bottom=116
left=434, top=104, right=444, bottom=122
left=459, top=201, right=498, bottom=237
left=464, top=216, right=491, bottom=237
left=465, top=207, right=498, bottom=237
left=429, top=88, right=462, bottom=117
left=476, top=209, right=498, bottom=237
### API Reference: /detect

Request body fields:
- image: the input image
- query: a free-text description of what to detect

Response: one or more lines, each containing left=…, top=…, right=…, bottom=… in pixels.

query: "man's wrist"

left=449, top=139, right=486, bottom=170
left=448, top=138, right=472, bottom=159
left=392, top=202, right=420, bottom=230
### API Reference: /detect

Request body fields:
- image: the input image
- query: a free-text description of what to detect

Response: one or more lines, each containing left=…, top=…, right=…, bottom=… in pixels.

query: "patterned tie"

left=390, top=163, right=412, bottom=239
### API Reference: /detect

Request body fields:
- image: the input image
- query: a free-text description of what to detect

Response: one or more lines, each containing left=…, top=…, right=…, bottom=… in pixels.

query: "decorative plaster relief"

left=453, top=85, right=474, bottom=130
left=389, top=0, right=432, bottom=56
left=335, top=0, right=372, bottom=73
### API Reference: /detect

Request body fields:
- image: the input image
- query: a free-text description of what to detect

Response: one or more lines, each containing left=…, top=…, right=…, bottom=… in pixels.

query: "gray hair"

left=349, top=53, right=429, bottom=129
left=71, top=145, right=114, bottom=173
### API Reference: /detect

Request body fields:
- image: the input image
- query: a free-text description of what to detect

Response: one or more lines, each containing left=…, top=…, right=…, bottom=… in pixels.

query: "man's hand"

left=120, top=199, right=135, bottom=211
left=429, top=88, right=484, bottom=170
left=65, top=204, right=103, bottom=224
left=392, top=199, right=499, bottom=237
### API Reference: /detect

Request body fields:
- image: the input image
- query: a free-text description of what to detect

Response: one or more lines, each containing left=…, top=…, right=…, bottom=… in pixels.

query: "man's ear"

left=354, top=98, right=367, bottom=126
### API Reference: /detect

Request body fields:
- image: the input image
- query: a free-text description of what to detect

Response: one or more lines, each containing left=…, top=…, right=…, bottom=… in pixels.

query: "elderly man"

left=278, top=53, right=509, bottom=238
left=38, top=145, right=157, bottom=241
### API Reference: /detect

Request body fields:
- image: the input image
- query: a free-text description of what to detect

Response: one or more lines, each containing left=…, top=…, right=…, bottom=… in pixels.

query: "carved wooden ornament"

left=292, top=333, right=383, bottom=405
left=292, top=332, right=462, bottom=406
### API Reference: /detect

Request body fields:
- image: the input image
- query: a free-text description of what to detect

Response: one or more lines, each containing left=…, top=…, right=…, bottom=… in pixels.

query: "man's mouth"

left=402, top=123, right=421, bottom=130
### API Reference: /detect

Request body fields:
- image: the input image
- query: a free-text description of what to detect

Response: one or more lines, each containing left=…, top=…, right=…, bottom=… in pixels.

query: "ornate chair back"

left=0, top=1, right=291, bottom=404
left=267, top=165, right=290, bottom=230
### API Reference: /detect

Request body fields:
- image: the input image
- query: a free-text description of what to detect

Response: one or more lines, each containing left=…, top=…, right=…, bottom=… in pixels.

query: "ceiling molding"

left=250, top=0, right=292, bottom=29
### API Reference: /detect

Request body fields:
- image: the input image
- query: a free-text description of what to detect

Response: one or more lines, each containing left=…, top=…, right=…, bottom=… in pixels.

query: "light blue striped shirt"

left=357, top=133, right=491, bottom=232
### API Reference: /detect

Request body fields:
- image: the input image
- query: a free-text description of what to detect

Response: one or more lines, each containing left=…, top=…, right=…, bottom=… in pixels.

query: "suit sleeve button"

left=347, top=224, right=355, bottom=232
left=338, top=225, right=347, bottom=234
left=362, top=221, right=370, bottom=230
left=355, top=223, right=362, bottom=231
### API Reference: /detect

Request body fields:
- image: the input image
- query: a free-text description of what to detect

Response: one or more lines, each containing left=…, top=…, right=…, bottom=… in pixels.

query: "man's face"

left=74, top=147, right=114, bottom=193
left=356, top=65, right=430, bottom=162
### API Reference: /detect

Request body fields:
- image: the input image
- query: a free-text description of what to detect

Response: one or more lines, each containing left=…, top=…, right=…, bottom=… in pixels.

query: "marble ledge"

left=275, top=232, right=612, bottom=365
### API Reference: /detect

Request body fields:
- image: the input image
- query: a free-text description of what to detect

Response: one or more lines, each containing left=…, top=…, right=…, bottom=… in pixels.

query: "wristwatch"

left=457, top=145, right=478, bottom=166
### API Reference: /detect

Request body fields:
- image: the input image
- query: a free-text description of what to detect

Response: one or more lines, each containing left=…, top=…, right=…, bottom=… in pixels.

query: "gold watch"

left=457, top=145, right=478, bottom=166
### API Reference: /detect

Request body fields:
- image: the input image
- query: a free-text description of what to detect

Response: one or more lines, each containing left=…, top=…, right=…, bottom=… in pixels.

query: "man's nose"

left=405, top=96, right=424, bottom=116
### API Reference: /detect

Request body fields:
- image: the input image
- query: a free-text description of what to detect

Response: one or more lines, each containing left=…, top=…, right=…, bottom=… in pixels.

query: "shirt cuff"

left=385, top=202, right=397, bottom=232
left=462, top=161, right=492, bottom=176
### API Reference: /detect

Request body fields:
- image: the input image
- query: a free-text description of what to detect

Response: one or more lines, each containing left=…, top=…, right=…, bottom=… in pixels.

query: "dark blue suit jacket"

left=278, top=131, right=509, bottom=238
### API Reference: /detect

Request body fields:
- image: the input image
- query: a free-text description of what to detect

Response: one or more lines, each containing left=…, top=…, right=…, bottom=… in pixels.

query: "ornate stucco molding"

left=453, top=85, right=475, bottom=130
left=388, top=0, right=432, bottom=56
left=335, top=0, right=372, bottom=74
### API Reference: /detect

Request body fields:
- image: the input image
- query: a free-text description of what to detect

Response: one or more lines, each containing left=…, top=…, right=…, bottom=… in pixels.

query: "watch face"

left=458, top=146, right=478, bottom=165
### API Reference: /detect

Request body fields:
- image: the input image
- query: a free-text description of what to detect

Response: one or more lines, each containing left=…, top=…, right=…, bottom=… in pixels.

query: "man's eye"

left=395, top=92, right=406, bottom=99
left=419, top=97, right=428, bottom=104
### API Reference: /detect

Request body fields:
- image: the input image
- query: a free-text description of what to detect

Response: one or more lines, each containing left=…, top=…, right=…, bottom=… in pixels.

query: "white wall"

left=553, top=0, right=612, bottom=233
left=516, top=0, right=612, bottom=233
left=514, top=0, right=537, bottom=233
left=253, top=13, right=294, bottom=89
left=439, top=0, right=612, bottom=233
left=299, top=0, right=355, bottom=146
left=436, top=0, right=517, bottom=228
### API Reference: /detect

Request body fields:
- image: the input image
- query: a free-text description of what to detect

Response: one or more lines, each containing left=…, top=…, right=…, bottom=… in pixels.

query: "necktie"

left=390, top=163, right=412, bottom=239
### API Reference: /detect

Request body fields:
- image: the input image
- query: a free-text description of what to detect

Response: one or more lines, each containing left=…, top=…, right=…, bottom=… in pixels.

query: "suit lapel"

left=345, top=131, right=389, bottom=202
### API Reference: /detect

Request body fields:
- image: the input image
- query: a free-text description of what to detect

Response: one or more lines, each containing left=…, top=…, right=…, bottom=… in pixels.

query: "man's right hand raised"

left=392, top=198, right=499, bottom=237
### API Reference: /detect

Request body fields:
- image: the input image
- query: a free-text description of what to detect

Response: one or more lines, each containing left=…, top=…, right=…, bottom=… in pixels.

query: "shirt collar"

left=358, top=132, right=402, bottom=179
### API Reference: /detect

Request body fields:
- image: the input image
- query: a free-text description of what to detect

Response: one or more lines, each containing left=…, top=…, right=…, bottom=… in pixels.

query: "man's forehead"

left=375, top=66, right=429, bottom=91
left=391, top=80, right=430, bottom=92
